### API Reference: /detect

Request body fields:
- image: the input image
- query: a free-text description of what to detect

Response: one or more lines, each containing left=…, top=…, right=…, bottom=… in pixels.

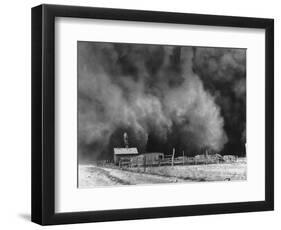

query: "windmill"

left=123, top=132, right=129, bottom=148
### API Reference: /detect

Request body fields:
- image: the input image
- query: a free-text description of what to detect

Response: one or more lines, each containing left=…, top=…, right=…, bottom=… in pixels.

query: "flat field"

left=78, top=158, right=246, bottom=188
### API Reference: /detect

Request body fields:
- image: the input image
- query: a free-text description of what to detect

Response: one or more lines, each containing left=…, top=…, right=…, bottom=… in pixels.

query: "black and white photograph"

left=78, top=41, right=247, bottom=188
left=29, top=3, right=274, bottom=226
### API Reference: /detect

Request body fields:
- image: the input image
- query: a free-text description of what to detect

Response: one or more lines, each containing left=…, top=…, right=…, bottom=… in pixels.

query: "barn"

left=113, top=148, right=138, bottom=165
left=131, top=153, right=164, bottom=167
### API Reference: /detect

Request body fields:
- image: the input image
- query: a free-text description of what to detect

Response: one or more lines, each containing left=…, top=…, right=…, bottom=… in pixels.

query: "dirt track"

left=78, top=165, right=184, bottom=188
left=79, top=159, right=246, bottom=188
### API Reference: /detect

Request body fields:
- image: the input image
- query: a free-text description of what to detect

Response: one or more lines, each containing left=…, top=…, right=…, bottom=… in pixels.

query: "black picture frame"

left=31, top=4, right=274, bottom=225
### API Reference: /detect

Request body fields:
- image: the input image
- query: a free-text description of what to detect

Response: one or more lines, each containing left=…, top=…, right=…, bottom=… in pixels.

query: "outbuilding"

left=113, top=147, right=138, bottom=165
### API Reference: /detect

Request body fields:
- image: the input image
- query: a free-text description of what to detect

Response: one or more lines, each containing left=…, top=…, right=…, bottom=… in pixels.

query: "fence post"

left=172, top=148, right=175, bottom=166
left=143, top=155, right=146, bottom=172
left=183, top=151, right=184, bottom=165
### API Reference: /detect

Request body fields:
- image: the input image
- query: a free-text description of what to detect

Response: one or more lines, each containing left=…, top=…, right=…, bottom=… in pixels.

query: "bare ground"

left=79, top=159, right=246, bottom=188
left=128, top=161, right=246, bottom=182
left=79, top=165, right=185, bottom=188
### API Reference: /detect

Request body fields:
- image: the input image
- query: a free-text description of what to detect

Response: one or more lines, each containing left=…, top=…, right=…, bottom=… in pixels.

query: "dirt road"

left=79, top=159, right=246, bottom=188
left=79, top=165, right=184, bottom=188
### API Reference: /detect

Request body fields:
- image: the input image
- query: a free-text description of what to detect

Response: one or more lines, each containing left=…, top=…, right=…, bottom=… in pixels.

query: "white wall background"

left=0, top=0, right=279, bottom=229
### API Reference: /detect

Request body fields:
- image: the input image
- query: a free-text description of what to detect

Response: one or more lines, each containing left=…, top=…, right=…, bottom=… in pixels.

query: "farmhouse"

left=113, top=147, right=138, bottom=165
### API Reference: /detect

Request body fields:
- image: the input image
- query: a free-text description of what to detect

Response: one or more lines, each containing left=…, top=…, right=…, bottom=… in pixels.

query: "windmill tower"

left=123, top=132, right=129, bottom=148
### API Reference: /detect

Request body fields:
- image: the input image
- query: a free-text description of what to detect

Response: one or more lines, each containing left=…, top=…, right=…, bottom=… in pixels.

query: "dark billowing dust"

left=78, top=42, right=246, bottom=163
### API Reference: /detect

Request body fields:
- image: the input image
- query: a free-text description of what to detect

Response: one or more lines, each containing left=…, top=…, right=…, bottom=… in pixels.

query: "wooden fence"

left=97, top=151, right=238, bottom=169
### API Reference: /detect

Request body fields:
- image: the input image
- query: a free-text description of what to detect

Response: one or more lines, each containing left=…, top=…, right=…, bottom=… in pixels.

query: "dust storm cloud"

left=78, top=42, right=246, bottom=162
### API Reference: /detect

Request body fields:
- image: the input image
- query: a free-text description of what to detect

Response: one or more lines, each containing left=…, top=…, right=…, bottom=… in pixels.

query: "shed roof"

left=113, top=148, right=138, bottom=155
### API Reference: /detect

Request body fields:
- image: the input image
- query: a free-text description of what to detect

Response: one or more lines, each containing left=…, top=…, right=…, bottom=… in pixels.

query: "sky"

left=78, top=41, right=246, bottom=162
